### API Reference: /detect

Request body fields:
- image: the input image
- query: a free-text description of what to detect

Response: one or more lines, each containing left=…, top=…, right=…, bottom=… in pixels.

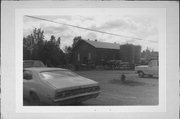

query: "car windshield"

left=39, top=70, right=79, bottom=80
left=149, top=60, right=158, bottom=66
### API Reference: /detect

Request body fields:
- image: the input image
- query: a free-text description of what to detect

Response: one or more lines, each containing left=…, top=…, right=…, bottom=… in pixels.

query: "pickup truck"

left=135, top=60, right=158, bottom=78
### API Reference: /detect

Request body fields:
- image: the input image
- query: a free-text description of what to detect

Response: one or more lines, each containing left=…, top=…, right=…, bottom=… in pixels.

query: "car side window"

left=23, top=70, right=33, bottom=80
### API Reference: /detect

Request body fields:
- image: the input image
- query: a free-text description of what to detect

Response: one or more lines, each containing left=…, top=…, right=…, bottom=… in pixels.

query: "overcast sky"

left=23, top=15, right=159, bottom=51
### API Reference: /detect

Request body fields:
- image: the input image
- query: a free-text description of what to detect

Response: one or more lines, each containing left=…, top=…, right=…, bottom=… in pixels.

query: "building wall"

left=72, top=41, right=141, bottom=70
left=96, top=48, right=120, bottom=64
left=134, top=45, right=141, bottom=64
left=73, top=41, right=97, bottom=66
left=72, top=40, right=120, bottom=66
left=120, top=44, right=141, bottom=64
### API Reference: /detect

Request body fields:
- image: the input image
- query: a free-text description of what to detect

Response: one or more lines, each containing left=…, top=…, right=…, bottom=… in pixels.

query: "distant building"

left=120, top=44, right=141, bottom=65
left=141, top=49, right=159, bottom=64
left=72, top=39, right=141, bottom=70
left=149, top=51, right=159, bottom=60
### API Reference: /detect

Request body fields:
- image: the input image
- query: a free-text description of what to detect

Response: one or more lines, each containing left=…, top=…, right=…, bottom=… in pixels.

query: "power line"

left=25, top=15, right=158, bottom=43
left=25, top=15, right=142, bottom=40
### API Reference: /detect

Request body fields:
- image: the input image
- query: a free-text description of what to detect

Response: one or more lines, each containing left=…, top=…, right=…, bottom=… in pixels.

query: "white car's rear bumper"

left=52, top=91, right=100, bottom=105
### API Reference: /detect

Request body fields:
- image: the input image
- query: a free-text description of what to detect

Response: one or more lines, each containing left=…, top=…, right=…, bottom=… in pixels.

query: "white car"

left=23, top=67, right=100, bottom=105
left=135, top=60, right=159, bottom=78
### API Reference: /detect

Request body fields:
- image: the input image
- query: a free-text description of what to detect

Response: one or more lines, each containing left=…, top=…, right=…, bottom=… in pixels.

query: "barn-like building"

left=72, top=40, right=120, bottom=69
left=72, top=39, right=141, bottom=70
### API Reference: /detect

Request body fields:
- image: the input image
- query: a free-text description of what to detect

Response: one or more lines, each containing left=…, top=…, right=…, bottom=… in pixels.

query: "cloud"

left=43, top=25, right=69, bottom=35
left=23, top=16, right=41, bottom=23
left=98, top=19, right=130, bottom=30
left=85, top=32, right=98, bottom=40
left=50, top=16, right=72, bottom=21
left=23, top=15, right=159, bottom=51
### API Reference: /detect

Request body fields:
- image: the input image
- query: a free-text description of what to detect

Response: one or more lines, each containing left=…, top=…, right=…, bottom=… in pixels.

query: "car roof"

left=24, top=67, right=68, bottom=72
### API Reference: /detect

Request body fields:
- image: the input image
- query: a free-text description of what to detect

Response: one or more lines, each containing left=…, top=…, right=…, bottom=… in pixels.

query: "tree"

left=23, top=28, right=45, bottom=60
left=64, top=46, right=72, bottom=54
left=23, top=28, right=65, bottom=67
left=72, top=36, right=83, bottom=47
left=50, top=35, right=56, bottom=43
left=64, top=46, right=73, bottom=64
left=57, top=37, right=61, bottom=48
left=42, top=35, right=65, bottom=67
left=23, top=34, right=33, bottom=60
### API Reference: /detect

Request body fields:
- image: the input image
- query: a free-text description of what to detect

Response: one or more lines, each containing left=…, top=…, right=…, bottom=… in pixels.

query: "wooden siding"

left=72, top=40, right=120, bottom=66
left=73, top=40, right=97, bottom=65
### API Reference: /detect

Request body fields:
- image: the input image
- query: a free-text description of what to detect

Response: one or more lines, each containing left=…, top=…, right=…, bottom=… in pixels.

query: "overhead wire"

left=25, top=15, right=158, bottom=43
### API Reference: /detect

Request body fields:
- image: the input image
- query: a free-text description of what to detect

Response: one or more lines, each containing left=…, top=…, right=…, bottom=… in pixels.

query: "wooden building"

left=72, top=40, right=120, bottom=69
left=72, top=39, right=141, bottom=70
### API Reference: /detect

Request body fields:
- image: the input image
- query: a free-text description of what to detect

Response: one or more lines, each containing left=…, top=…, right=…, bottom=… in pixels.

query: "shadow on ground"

left=109, top=79, right=146, bottom=86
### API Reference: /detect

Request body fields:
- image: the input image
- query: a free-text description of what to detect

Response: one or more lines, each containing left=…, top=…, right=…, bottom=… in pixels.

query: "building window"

left=77, top=53, right=80, bottom=61
left=88, top=53, right=91, bottom=60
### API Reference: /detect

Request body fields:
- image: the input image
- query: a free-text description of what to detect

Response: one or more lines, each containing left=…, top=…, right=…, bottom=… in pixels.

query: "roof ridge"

left=83, top=39, right=120, bottom=45
left=82, top=39, right=120, bottom=50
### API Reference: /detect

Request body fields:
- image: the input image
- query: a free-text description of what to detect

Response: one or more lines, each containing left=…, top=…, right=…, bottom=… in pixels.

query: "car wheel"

left=138, top=71, right=144, bottom=78
left=30, top=92, right=40, bottom=105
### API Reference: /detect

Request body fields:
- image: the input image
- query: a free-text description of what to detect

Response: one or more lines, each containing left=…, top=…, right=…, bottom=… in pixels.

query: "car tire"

left=30, top=92, right=40, bottom=105
left=138, top=71, right=144, bottom=78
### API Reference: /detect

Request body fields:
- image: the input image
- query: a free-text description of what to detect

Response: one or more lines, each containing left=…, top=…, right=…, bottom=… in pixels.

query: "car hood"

left=42, top=76, right=98, bottom=90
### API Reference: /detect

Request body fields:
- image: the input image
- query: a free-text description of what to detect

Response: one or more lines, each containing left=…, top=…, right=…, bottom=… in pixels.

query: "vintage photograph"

left=2, top=0, right=179, bottom=118
left=23, top=14, right=159, bottom=106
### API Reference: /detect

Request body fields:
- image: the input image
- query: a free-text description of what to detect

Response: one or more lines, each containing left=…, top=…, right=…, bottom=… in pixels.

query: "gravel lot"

left=24, top=70, right=158, bottom=106
left=75, top=70, right=159, bottom=105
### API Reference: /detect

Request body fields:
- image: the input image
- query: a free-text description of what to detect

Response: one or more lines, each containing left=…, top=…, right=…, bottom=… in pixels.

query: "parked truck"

left=135, top=59, right=158, bottom=78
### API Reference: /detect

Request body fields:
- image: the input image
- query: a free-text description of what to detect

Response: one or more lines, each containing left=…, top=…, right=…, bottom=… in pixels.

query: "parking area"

left=24, top=70, right=158, bottom=106
left=75, top=70, right=158, bottom=105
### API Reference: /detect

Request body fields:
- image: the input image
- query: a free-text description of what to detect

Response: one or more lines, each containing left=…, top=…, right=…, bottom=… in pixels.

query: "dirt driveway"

left=75, top=70, right=158, bottom=105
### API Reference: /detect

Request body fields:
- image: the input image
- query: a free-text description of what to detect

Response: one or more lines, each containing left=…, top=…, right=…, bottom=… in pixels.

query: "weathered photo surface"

left=2, top=0, right=180, bottom=118
left=23, top=13, right=159, bottom=106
